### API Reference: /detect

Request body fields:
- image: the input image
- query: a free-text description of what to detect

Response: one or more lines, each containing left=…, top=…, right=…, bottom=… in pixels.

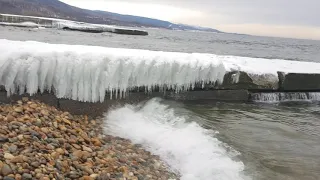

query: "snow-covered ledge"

left=1, top=39, right=320, bottom=103
left=0, top=13, right=148, bottom=36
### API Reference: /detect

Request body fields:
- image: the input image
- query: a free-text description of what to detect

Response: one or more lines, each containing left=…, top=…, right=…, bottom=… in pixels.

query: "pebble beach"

left=0, top=98, right=178, bottom=180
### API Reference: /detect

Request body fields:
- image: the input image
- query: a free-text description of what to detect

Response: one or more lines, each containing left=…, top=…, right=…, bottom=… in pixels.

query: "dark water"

left=184, top=101, right=320, bottom=180
left=0, top=26, right=320, bottom=62
left=1, top=26, right=320, bottom=179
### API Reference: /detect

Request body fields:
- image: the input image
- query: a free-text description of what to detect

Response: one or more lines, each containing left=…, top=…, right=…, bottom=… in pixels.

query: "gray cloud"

left=63, top=0, right=320, bottom=39
left=94, top=0, right=320, bottom=27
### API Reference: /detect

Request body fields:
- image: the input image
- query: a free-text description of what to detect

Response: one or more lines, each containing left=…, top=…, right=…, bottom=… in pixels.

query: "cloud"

left=62, top=0, right=204, bottom=21
left=62, top=0, right=320, bottom=39
left=218, top=24, right=320, bottom=40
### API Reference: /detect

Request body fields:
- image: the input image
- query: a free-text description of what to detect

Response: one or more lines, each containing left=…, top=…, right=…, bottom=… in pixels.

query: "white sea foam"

left=0, top=39, right=226, bottom=102
left=103, top=98, right=247, bottom=180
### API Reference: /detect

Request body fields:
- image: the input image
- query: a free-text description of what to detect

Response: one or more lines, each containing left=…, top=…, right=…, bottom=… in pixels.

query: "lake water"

left=1, top=26, right=320, bottom=180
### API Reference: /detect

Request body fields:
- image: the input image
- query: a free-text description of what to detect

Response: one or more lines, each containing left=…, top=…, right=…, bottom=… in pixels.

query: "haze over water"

left=1, top=26, right=320, bottom=180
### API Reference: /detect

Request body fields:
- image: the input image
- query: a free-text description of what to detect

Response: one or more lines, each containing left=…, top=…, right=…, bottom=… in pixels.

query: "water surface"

left=1, top=26, right=320, bottom=62
left=185, top=101, right=320, bottom=180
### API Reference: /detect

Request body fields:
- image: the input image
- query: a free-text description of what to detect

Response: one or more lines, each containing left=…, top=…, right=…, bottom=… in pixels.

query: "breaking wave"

left=103, top=98, right=248, bottom=180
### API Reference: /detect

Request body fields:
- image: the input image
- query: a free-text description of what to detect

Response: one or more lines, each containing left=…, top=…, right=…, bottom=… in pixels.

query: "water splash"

left=103, top=98, right=248, bottom=180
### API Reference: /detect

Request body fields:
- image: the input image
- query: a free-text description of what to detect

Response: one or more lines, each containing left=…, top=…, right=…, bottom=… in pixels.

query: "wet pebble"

left=0, top=99, right=179, bottom=180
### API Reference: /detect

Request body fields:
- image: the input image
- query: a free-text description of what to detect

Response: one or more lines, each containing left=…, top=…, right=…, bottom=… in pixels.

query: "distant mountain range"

left=0, top=0, right=221, bottom=32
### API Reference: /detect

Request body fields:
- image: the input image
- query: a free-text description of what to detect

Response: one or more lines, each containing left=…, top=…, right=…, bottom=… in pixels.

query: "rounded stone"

left=1, top=164, right=13, bottom=176
left=8, top=145, right=18, bottom=153
left=22, top=173, right=32, bottom=180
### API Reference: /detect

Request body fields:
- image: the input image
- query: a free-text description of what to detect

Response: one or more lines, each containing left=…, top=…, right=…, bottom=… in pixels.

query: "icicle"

left=0, top=39, right=228, bottom=102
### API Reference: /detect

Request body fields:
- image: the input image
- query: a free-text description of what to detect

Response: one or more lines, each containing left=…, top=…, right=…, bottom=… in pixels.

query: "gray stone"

left=220, top=71, right=279, bottom=90
left=278, top=72, right=320, bottom=91
left=8, top=144, right=18, bottom=153
left=22, top=173, right=32, bottom=180
left=1, top=164, right=13, bottom=176
left=3, top=176, right=15, bottom=180
left=0, top=136, right=8, bottom=143
left=35, top=119, right=42, bottom=126
left=8, top=137, right=18, bottom=143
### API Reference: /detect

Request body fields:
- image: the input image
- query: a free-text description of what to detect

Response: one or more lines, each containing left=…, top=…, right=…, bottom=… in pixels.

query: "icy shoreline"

left=0, top=39, right=226, bottom=102
left=1, top=39, right=320, bottom=102
left=0, top=13, right=148, bottom=36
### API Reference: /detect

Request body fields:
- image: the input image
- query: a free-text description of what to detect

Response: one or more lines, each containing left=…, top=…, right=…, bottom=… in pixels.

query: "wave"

left=251, top=92, right=320, bottom=103
left=103, top=98, right=248, bottom=180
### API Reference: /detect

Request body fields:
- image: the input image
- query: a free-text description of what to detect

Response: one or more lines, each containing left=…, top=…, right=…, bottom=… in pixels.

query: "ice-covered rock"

left=0, top=39, right=226, bottom=102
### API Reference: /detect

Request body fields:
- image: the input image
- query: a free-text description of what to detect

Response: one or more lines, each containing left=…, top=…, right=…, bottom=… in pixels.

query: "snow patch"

left=220, top=55, right=320, bottom=75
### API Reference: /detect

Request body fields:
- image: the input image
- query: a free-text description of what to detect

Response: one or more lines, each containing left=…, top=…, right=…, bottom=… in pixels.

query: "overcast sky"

left=61, top=0, right=320, bottom=40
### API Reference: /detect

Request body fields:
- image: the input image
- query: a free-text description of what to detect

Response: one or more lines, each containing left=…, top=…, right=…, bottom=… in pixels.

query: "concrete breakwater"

left=0, top=14, right=149, bottom=36
left=1, top=71, right=320, bottom=117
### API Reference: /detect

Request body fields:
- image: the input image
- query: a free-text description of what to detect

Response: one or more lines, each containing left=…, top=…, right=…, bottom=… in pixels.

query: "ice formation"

left=251, top=92, right=320, bottom=103
left=0, top=22, right=40, bottom=28
left=52, top=21, right=115, bottom=33
left=2, top=39, right=320, bottom=102
left=0, top=39, right=226, bottom=102
left=0, top=13, right=145, bottom=34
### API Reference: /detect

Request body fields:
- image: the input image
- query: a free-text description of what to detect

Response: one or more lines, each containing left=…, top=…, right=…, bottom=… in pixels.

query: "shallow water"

left=184, top=101, right=320, bottom=180
left=1, top=26, right=320, bottom=179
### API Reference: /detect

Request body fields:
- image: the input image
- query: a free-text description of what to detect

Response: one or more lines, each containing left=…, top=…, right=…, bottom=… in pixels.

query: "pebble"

left=30, top=162, right=40, bottom=168
left=82, top=145, right=93, bottom=153
left=1, top=164, right=13, bottom=176
left=35, top=119, right=42, bottom=126
left=0, top=136, right=8, bottom=142
left=3, top=176, right=15, bottom=180
left=10, top=155, right=25, bottom=163
left=72, top=144, right=81, bottom=149
left=4, top=153, right=15, bottom=160
left=14, top=107, right=23, bottom=113
left=17, top=135, right=24, bottom=141
left=8, top=144, right=18, bottom=153
left=0, top=99, right=179, bottom=180
left=22, top=173, right=32, bottom=179
left=15, top=174, right=22, bottom=180
left=8, top=137, right=18, bottom=143
left=6, top=114, right=15, bottom=121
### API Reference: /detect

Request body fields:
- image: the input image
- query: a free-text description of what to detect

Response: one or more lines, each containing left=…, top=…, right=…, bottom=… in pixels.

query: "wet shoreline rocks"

left=0, top=98, right=178, bottom=180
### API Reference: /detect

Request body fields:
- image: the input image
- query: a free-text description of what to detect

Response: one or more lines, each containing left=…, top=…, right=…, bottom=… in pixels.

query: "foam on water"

left=251, top=92, right=320, bottom=103
left=103, top=98, right=247, bottom=180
